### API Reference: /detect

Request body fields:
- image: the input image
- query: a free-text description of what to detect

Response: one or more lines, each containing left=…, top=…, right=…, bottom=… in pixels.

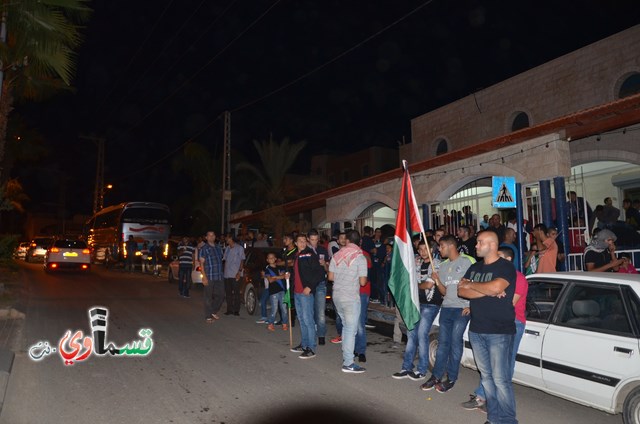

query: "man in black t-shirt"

left=584, top=229, right=624, bottom=272
left=458, top=231, right=518, bottom=424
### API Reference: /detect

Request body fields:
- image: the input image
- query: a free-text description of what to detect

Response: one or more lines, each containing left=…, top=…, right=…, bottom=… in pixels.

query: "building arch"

left=507, top=109, right=532, bottom=132
left=424, top=166, right=527, bottom=202
left=433, top=136, right=450, bottom=156
left=335, top=192, right=398, bottom=222
left=614, top=71, right=640, bottom=99
left=571, top=148, right=640, bottom=167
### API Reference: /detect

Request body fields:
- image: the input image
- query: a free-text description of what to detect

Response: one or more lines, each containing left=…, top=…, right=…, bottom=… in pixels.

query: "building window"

left=342, top=170, right=349, bottom=183
left=618, top=73, right=640, bottom=98
left=511, top=111, right=530, bottom=131
left=361, top=164, right=369, bottom=177
left=435, top=138, right=448, bottom=156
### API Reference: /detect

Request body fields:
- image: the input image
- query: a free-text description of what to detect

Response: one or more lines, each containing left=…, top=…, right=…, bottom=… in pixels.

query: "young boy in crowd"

left=263, top=252, right=289, bottom=331
left=618, top=253, right=638, bottom=274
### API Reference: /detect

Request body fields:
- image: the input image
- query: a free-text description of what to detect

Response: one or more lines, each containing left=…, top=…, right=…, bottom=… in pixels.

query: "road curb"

left=0, top=348, right=14, bottom=413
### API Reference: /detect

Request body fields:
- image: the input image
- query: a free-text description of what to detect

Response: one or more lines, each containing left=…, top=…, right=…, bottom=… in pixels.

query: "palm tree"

left=0, top=0, right=91, bottom=183
left=236, top=136, right=309, bottom=209
left=0, top=178, right=28, bottom=212
left=236, top=136, right=327, bottom=238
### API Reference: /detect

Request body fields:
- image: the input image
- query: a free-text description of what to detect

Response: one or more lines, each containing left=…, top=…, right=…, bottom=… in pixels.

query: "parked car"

left=239, top=247, right=282, bottom=315
left=44, top=239, right=91, bottom=271
left=26, top=237, right=54, bottom=262
left=14, top=242, right=29, bottom=260
left=436, top=272, right=640, bottom=424
left=168, top=255, right=203, bottom=285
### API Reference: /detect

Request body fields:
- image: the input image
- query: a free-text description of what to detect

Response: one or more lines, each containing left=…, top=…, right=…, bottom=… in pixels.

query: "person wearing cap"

left=583, top=229, right=624, bottom=272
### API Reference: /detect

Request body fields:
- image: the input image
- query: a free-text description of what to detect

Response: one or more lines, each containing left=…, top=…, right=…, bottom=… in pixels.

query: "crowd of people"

left=123, top=194, right=637, bottom=424
left=175, top=224, right=524, bottom=423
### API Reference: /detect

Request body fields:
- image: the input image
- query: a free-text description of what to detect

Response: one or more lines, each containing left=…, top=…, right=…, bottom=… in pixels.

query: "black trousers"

left=203, top=280, right=224, bottom=318
left=224, top=278, right=241, bottom=313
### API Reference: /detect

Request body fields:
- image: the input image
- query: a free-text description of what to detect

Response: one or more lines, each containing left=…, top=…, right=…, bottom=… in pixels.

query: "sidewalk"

left=0, top=265, right=27, bottom=414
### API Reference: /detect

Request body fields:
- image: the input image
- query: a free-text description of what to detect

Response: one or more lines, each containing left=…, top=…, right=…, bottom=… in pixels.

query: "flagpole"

left=286, top=278, right=292, bottom=347
left=421, top=230, right=435, bottom=265
left=401, top=160, right=436, bottom=265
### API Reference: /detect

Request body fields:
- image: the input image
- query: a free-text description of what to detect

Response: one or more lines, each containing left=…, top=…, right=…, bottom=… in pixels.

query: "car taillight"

left=82, top=249, right=90, bottom=254
left=50, top=248, right=60, bottom=253
left=51, top=263, right=58, bottom=268
left=81, top=264, right=88, bottom=269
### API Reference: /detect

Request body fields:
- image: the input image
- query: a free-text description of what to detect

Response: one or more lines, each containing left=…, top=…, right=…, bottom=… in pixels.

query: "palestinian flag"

left=388, top=160, right=424, bottom=331
left=283, top=279, right=291, bottom=306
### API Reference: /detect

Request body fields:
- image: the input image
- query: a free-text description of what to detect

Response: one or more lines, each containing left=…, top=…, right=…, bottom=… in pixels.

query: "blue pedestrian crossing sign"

left=492, top=176, right=516, bottom=208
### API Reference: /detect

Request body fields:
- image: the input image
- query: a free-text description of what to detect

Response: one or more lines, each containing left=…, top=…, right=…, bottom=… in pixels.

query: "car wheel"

left=428, top=330, right=439, bottom=370
left=623, top=387, right=640, bottom=424
left=245, top=285, right=257, bottom=316
left=168, top=269, right=176, bottom=284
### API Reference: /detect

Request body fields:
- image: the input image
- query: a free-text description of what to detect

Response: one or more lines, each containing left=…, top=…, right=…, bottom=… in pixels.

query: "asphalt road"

left=0, top=262, right=624, bottom=424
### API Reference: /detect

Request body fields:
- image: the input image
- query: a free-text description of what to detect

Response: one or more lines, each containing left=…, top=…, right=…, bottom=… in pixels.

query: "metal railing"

left=567, top=249, right=640, bottom=271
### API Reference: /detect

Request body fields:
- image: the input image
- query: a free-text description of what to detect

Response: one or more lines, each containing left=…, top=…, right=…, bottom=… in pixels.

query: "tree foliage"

left=0, top=0, right=92, bottom=182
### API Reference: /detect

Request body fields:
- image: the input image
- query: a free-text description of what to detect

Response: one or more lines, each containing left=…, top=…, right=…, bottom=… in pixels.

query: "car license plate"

left=63, top=252, right=78, bottom=257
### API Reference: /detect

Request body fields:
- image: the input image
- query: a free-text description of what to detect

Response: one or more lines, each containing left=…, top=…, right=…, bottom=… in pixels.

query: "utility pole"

left=0, top=11, right=8, bottom=183
left=221, top=111, right=231, bottom=234
left=80, top=135, right=106, bottom=214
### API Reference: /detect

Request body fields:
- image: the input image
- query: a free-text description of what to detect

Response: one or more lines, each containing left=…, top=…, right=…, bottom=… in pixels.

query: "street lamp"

left=97, top=184, right=113, bottom=211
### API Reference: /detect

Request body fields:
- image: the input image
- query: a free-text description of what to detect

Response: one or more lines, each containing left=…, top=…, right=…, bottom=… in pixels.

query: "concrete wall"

left=403, top=25, right=640, bottom=163
left=326, top=134, right=568, bottom=220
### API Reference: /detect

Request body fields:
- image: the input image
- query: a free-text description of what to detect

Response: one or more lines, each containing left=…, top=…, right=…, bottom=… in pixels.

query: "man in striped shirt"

left=178, top=236, right=196, bottom=298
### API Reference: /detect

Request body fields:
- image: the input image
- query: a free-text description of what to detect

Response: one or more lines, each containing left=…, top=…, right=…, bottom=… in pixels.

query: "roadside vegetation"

left=0, top=235, right=21, bottom=308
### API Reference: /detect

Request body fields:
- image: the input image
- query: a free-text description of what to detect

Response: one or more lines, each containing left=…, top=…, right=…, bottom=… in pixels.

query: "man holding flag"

left=389, top=160, right=440, bottom=380
left=388, top=160, right=425, bottom=336
left=392, top=239, right=442, bottom=380
left=289, top=234, right=325, bottom=359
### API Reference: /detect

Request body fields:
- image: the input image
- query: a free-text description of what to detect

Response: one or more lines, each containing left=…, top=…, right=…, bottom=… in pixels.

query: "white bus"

left=85, top=202, right=171, bottom=265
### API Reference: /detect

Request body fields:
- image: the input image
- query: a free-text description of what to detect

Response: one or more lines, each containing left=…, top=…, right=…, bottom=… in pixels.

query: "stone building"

left=232, top=24, right=640, bottom=266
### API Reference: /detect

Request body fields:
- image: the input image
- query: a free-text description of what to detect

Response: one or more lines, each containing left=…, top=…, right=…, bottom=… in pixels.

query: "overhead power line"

left=103, top=0, right=281, bottom=150
left=99, top=0, right=238, bottom=127
left=110, top=0, right=434, bottom=179
left=94, top=0, right=177, bottom=114
left=115, top=113, right=223, bottom=182
left=231, top=0, right=436, bottom=113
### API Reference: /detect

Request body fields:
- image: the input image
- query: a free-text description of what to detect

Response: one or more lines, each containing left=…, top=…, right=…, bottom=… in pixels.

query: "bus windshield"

left=122, top=207, right=170, bottom=224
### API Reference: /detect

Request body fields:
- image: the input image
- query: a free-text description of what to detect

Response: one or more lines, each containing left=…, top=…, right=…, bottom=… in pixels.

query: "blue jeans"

left=432, top=307, right=470, bottom=382
left=269, top=292, right=288, bottom=325
left=355, top=294, right=369, bottom=354
left=333, top=296, right=361, bottom=366
left=314, top=282, right=327, bottom=338
left=259, top=286, right=270, bottom=319
left=469, top=331, right=518, bottom=424
left=401, top=304, right=440, bottom=374
left=294, top=293, right=316, bottom=351
left=476, top=320, right=526, bottom=398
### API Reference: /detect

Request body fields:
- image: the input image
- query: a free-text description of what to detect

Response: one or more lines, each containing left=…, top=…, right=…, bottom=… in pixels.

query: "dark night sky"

left=14, top=0, right=640, bottom=217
